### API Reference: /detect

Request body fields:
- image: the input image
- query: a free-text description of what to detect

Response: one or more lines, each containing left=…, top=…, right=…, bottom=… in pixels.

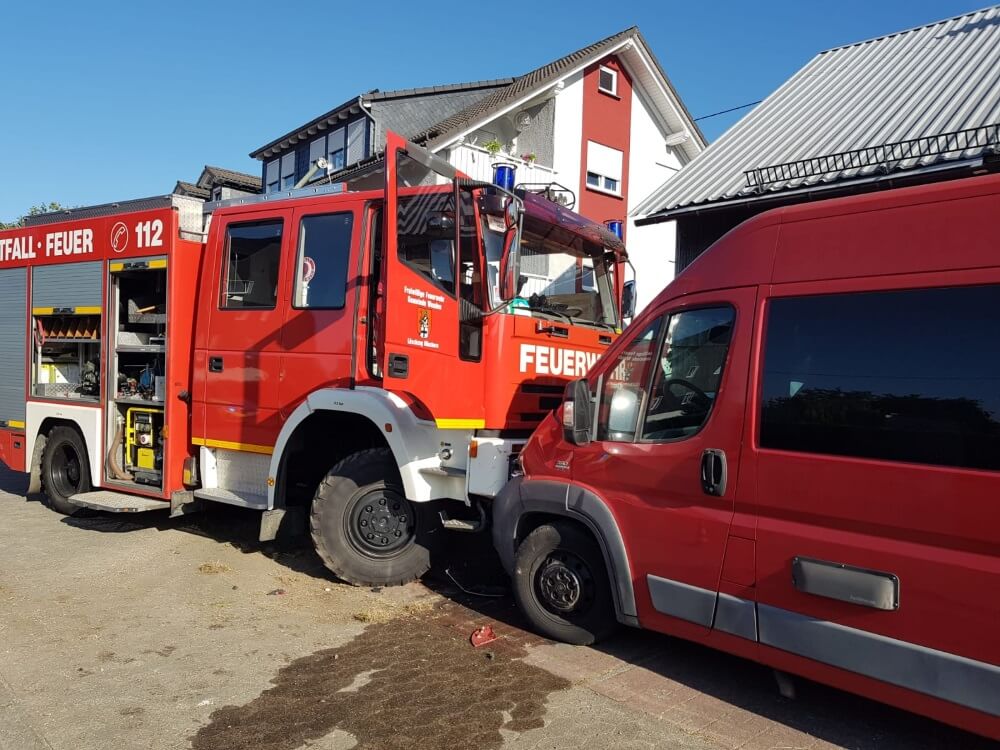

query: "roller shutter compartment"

left=0, top=268, right=27, bottom=425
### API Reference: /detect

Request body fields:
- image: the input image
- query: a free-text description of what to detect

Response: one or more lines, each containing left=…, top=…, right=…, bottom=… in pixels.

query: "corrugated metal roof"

left=637, top=5, right=1000, bottom=218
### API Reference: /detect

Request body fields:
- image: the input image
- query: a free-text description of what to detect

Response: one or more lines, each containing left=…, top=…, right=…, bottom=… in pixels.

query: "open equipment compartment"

left=105, top=258, right=168, bottom=491
left=31, top=261, right=103, bottom=403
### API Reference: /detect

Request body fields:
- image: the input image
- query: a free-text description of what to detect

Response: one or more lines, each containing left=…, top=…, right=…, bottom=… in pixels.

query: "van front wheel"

left=310, top=448, right=431, bottom=587
left=513, top=521, right=618, bottom=645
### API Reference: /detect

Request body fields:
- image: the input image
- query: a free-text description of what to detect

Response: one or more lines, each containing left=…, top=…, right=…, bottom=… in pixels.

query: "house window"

left=327, top=127, right=346, bottom=171
left=309, top=136, right=327, bottom=178
left=265, top=159, right=280, bottom=194
left=585, top=141, right=623, bottom=196
left=281, top=153, right=296, bottom=190
left=598, top=65, right=617, bottom=96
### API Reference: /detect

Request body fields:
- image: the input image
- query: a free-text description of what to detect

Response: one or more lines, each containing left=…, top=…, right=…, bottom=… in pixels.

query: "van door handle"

left=700, top=449, right=727, bottom=497
left=209, top=356, right=224, bottom=373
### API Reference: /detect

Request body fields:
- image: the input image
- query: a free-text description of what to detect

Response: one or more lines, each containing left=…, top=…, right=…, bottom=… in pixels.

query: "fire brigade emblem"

left=418, top=309, right=431, bottom=339
left=110, top=222, right=129, bottom=253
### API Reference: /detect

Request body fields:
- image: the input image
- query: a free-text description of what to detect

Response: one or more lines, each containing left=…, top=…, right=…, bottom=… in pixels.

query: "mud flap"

left=259, top=506, right=307, bottom=542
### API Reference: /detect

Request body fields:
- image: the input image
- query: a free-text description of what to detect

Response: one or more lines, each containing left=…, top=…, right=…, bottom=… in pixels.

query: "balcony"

left=448, top=143, right=559, bottom=187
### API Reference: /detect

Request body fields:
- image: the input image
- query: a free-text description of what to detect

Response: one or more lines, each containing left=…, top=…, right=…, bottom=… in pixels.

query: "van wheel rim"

left=537, top=551, right=592, bottom=614
left=345, top=488, right=415, bottom=557
left=52, top=444, right=82, bottom=497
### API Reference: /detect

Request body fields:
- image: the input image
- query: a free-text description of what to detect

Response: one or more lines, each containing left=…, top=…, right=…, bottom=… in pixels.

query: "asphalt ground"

left=0, top=463, right=992, bottom=750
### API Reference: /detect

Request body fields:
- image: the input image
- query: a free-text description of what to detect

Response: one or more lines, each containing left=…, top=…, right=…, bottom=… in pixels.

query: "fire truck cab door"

left=381, top=132, right=485, bottom=428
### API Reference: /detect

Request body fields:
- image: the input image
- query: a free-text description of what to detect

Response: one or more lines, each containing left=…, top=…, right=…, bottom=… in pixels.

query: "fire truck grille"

left=514, top=384, right=565, bottom=426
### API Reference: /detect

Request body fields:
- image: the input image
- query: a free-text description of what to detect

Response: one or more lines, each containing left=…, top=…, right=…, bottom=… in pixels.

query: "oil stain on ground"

left=189, top=602, right=570, bottom=750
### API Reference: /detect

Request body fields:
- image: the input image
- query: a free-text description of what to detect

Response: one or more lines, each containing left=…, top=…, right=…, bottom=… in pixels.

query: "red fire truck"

left=0, top=133, right=631, bottom=586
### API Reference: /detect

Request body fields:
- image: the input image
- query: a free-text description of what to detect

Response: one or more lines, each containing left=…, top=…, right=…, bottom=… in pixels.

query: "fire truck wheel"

left=40, top=426, right=91, bottom=516
left=513, top=521, right=618, bottom=646
left=310, top=448, right=431, bottom=587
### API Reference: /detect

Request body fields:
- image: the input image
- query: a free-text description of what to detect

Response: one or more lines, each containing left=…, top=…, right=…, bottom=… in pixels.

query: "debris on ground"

left=267, top=589, right=286, bottom=596
left=470, top=625, right=498, bottom=648
left=197, top=562, right=231, bottom=575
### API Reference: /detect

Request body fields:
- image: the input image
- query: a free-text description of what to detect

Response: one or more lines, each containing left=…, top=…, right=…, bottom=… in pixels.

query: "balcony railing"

left=449, top=143, right=558, bottom=186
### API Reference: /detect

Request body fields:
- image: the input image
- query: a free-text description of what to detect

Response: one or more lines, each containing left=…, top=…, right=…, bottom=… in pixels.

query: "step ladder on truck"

left=0, top=133, right=635, bottom=586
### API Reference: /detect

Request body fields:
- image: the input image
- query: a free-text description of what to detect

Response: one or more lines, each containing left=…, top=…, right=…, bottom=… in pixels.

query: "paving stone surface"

left=0, top=464, right=992, bottom=749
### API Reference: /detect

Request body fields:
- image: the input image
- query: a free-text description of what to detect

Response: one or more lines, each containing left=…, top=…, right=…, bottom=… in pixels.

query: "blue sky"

left=0, top=0, right=987, bottom=222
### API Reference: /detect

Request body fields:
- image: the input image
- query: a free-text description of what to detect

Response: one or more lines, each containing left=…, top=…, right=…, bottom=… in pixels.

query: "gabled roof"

left=637, top=5, right=1000, bottom=220
left=173, top=180, right=210, bottom=199
left=418, top=27, right=705, bottom=160
left=197, top=166, right=262, bottom=192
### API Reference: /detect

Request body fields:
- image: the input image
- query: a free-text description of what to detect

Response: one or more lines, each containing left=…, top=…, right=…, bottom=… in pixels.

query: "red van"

left=492, top=173, right=1000, bottom=739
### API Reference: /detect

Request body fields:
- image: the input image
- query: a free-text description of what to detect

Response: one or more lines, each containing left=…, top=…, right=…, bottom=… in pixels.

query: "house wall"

left=513, top=99, right=555, bottom=166
left=627, top=85, right=686, bottom=312
left=577, top=56, right=632, bottom=230
left=551, top=70, right=584, bottom=208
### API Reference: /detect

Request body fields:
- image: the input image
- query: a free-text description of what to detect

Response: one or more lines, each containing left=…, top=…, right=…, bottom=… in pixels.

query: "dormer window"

left=598, top=65, right=618, bottom=96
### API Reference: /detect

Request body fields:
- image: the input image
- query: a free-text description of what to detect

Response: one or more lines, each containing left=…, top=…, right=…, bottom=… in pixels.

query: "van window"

left=221, top=220, right=283, bottom=309
left=760, top=285, right=1000, bottom=471
left=595, top=317, right=664, bottom=442
left=293, top=212, right=353, bottom=309
left=642, top=307, right=735, bottom=441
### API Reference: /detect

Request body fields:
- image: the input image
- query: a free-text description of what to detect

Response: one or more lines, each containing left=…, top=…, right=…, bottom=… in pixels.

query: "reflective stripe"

left=191, top=437, right=273, bottom=455
left=434, top=418, right=485, bottom=430
left=32, top=306, right=102, bottom=316
left=5, top=420, right=25, bottom=429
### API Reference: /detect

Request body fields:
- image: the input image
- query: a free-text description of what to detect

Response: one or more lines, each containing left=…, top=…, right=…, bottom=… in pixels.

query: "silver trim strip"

left=758, top=604, right=1000, bottom=717
left=714, top=592, right=758, bottom=641
left=646, top=574, right=717, bottom=627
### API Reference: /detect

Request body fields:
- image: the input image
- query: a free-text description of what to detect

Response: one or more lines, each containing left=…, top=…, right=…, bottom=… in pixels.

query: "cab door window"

left=293, top=212, right=353, bottom=309
left=642, top=307, right=735, bottom=441
left=221, top=220, right=283, bottom=309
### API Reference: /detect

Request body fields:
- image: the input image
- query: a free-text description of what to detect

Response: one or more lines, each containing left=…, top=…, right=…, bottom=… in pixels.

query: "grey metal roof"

left=637, top=5, right=1000, bottom=219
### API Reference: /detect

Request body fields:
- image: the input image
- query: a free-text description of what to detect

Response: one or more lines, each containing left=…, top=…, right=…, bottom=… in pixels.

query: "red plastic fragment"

left=470, top=625, right=498, bottom=648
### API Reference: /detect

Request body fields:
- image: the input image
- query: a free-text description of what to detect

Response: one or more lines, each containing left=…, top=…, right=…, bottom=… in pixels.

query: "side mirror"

left=621, top=280, right=637, bottom=320
left=562, top=379, right=592, bottom=446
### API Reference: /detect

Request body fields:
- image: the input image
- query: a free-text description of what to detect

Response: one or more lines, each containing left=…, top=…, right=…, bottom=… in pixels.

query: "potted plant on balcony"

left=483, top=138, right=504, bottom=157
left=521, top=152, right=537, bottom=164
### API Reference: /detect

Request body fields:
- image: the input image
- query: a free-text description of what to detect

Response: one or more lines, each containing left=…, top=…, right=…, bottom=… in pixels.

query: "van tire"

left=513, top=521, right=618, bottom=645
left=40, top=426, right=91, bottom=516
left=310, top=448, right=431, bottom=587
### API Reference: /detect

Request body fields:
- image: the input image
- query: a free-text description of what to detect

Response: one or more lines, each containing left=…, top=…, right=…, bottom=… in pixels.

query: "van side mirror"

left=562, top=379, right=592, bottom=445
left=622, top=280, right=636, bottom=320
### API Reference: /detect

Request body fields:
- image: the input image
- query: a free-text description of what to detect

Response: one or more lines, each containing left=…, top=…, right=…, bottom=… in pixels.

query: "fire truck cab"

left=0, top=134, right=630, bottom=586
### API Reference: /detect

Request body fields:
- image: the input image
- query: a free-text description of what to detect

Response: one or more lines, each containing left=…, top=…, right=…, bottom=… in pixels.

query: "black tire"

left=310, top=448, right=431, bottom=586
left=513, top=521, right=619, bottom=645
left=40, top=426, right=91, bottom=516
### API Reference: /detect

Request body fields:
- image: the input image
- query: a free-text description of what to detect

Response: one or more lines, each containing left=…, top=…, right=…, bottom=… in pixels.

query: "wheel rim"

left=51, top=443, right=83, bottom=498
left=344, top=487, right=415, bottom=557
left=536, top=550, right=595, bottom=615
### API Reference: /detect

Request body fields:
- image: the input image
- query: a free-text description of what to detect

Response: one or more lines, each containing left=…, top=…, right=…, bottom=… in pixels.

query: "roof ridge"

left=415, top=26, right=640, bottom=146
left=365, top=79, right=515, bottom=101
left=820, top=3, right=999, bottom=54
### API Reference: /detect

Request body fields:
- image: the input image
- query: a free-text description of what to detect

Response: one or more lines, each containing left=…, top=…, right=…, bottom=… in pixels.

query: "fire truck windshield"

left=483, top=215, right=618, bottom=328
